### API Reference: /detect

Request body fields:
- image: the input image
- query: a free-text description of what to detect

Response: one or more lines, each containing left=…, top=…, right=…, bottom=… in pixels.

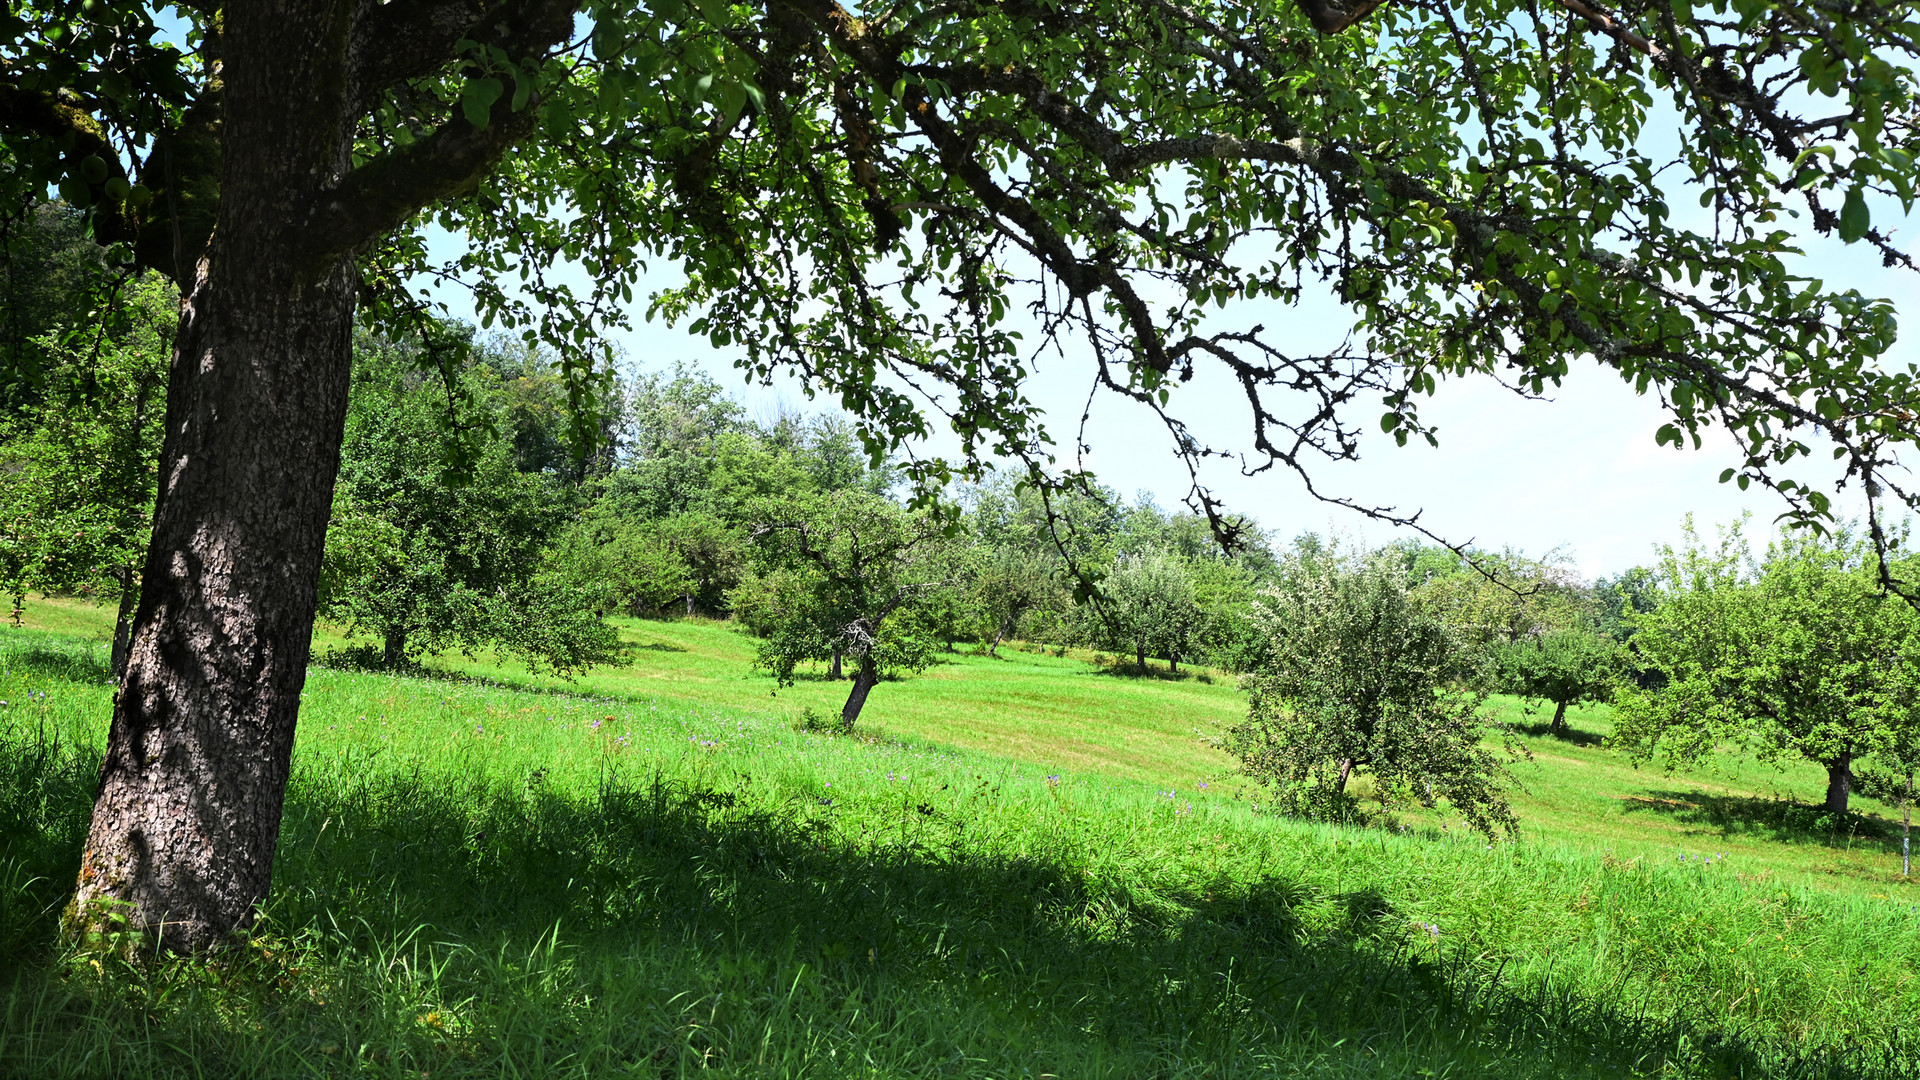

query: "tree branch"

left=302, top=0, right=577, bottom=275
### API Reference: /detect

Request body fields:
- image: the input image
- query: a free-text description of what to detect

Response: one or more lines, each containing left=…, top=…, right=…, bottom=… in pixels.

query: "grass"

left=3, top=597, right=1920, bottom=1078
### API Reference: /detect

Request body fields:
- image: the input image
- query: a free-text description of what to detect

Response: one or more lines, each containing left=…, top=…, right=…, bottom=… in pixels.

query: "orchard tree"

left=1411, top=548, right=1588, bottom=650
left=1088, top=550, right=1207, bottom=674
left=969, top=546, right=1066, bottom=657
left=735, top=489, right=949, bottom=728
left=1615, top=523, right=1920, bottom=814
left=1224, top=550, right=1517, bottom=836
left=0, top=271, right=172, bottom=676
left=318, top=332, right=620, bottom=672
left=1491, top=627, right=1627, bottom=736
left=9, top=0, right=1920, bottom=948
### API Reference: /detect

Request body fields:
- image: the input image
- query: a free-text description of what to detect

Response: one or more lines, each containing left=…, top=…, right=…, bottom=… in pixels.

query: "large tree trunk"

left=840, top=657, right=878, bottom=728
left=1823, top=751, right=1854, bottom=814
left=66, top=8, right=360, bottom=952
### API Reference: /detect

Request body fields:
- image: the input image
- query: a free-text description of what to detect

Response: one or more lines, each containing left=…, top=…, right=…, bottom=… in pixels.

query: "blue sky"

left=459, top=216, right=1915, bottom=579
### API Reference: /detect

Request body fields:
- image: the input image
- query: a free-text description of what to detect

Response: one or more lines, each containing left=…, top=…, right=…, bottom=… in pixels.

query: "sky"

left=377, top=35, right=1920, bottom=581
left=429, top=215, right=1917, bottom=580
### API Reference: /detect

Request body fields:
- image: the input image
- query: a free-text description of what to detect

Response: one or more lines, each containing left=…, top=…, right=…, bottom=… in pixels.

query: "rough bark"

left=1823, top=751, right=1853, bottom=814
left=61, top=0, right=576, bottom=951
left=840, top=657, right=878, bottom=728
left=69, top=64, right=359, bottom=942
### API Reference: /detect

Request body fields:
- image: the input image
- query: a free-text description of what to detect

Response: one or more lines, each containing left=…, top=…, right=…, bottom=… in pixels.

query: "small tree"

left=970, top=547, right=1066, bottom=658
left=1089, top=551, right=1207, bottom=674
left=1492, top=627, right=1627, bottom=736
left=1614, top=522, right=1918, bottom=814
left=736, top=490, right=951, bottom=728
left=1222, top=552, right=1517, bottom=837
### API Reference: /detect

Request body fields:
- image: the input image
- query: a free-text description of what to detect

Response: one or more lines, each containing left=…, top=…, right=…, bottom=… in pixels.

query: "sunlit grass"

left=4, top=601, right=1920, bottom=1077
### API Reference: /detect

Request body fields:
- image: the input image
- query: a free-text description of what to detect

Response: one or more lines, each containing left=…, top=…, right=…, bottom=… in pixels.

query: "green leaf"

left=461, top=78, right=505, bottom=129
left=1839, top=186, right=1870, bottom=243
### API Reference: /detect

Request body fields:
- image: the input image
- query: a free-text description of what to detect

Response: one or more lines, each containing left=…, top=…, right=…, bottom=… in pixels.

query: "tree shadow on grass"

left=276, top=776, right=1916, bottom=1077
left=1623, top=789, right=1900, bottom=847
left=4, top=727, right=1909, bottom=1079
left=1509, top=720, right=1605, bottom=748
left=1084, top=655, right=1219, bottom=684
left=0, top=640, right=111, bottom=685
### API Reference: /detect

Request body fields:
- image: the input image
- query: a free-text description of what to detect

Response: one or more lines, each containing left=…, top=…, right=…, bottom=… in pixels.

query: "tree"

left=1593, top=567, right=1661, bottom=646
left=1088, top=551, right=1208, bottom=674
left=12, top=0, right=1920, bottom=948
left=1614, top=523, right=1920, bottom=814
left=1410, top=548, right=1588, bottom=652
left=0, top=201, right=107, bottom=413
left=734, top=490, right=950, bottom=729
left=1491, top=627, right=1626, bottom=736
left=968, top=546, right=1066, bottom=658
left=1222, top=551, right=1518, bottom=837
left=318, top=332, right=620, bottom=673
left=0, top=271, right=172, bottom=677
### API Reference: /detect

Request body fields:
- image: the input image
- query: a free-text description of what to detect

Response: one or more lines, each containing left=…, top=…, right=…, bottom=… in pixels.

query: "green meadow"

left=4, top=599, right=1919, bottom=1078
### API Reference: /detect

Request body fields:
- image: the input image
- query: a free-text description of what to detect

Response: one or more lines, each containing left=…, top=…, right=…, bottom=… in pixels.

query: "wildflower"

left=591, top=718, right=604, bottom=732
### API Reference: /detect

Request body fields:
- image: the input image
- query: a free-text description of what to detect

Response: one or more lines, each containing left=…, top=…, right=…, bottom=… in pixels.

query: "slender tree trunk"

left=1336, top=757, right=1355, bottom=793
left=830, top=647, right=843, bottom=679
left=1904, top=770, right=1912, bottom=878
left=1823, top=751, right=1854, bottom=814
left=1136, top=644, right=1147, bottom=674
left=840, top=657, right=878, bottom=728
left=1169, top=653, right=1178, bottom=674
left=109, top=565, right=138, bottom=682
left=67, top=8, right=360, bottom=952
left=1549, top=699, right=1569, bottom=736
left=382, top=630, right=408, bottom=669
left=988, top=625, right=1007, bottom=657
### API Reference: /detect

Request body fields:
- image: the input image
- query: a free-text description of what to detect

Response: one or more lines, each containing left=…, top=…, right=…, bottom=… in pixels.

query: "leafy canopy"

left=9, top=0, right=1920, bottom=562
left=1613, top=519, right=1920, bottom=811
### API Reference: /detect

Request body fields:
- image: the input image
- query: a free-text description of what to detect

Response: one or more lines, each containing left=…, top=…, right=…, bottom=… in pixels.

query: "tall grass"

left=4, top=625, right=1919, bottom=1078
